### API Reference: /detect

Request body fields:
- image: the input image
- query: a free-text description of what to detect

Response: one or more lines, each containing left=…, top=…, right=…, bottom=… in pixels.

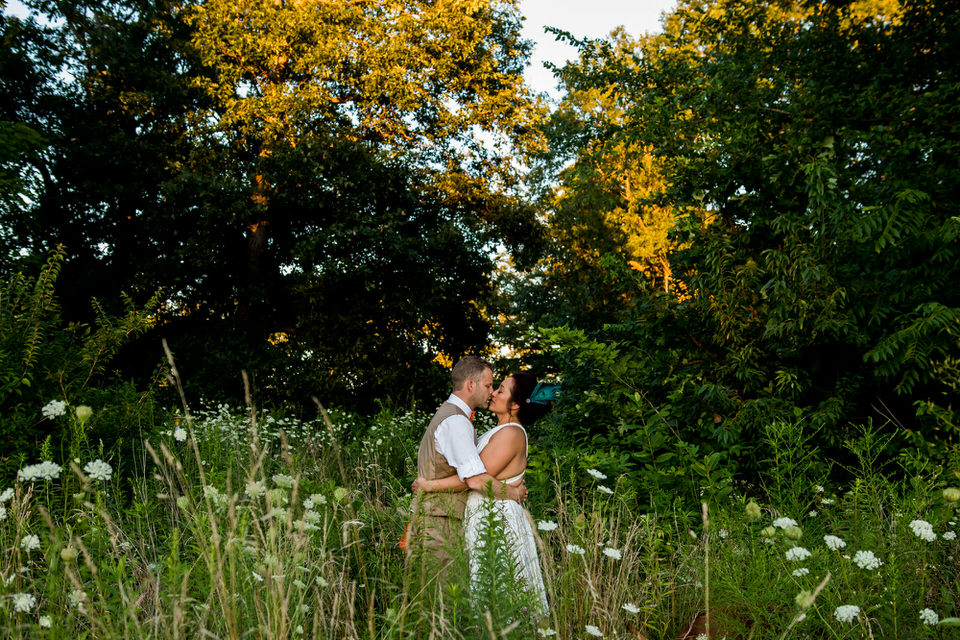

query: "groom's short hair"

left=451, top=356, right=492, bottom=391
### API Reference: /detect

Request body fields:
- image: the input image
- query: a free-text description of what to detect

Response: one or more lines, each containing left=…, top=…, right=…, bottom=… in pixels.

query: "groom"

left=409, top=356, right=526, bottom=566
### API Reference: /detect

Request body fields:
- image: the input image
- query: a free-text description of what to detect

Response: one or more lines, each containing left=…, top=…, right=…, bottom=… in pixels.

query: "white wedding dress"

left=463, top=422, right=548, bottom=614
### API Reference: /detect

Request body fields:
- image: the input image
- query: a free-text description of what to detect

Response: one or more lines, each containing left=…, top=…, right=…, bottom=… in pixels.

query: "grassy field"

left=1, top=396, right=958, bottom=639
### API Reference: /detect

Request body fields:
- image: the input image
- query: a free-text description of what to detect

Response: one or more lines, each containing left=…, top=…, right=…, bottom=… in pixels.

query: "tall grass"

left=0, top=397, right=958, bottom=638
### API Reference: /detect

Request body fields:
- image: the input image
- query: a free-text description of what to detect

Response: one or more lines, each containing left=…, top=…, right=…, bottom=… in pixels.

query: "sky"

left=520, top=0, right=678, bottom=98
left=4, top=0, right=678, bottom=98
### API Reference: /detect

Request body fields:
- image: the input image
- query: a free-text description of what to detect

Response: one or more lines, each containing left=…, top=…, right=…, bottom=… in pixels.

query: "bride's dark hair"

left=508, top=372, right=548, bottom=426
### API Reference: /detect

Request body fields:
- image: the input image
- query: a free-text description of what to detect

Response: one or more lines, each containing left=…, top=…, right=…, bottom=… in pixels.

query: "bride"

left=412, top=372, right=549, bottom=614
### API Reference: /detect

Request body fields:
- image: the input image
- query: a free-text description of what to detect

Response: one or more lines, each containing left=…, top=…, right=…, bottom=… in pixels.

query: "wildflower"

left=773, top=517, right=798, bottom=529
left=272, top=473, right=295, bottom=489
left=0, top=488, right=13, bottom=502
left=745, top=501, right=762, bottom=520
left=597, top=485, right=613, bottom=495
left=42, top=400, right=66, bottom=419
left=718, top=528, right=729, bottom=539
left=942, top=531, right=956, bottom=541
left=20, top=534, right=41, bottom=553
left=585, top=625, right=603, bottom=637
left=251, top=571, right=264, bottom=583
left=173, top=427, right=187, bottom=442
left=176, top=496, right=190, bottom=510
left=824, top=535, right=846, bottom=551
left=909, top=519, right=936, bottom=542
left=784, top=525, right=803, bottom=540
left=760, top=526, right=777, bottom=539
left=83, top=459, right=112, bottom=482
left=602, top=547, right=622, bottom=560
left=566, top=544, right=586, bottom=555
left=785, top=547, right=811, bottom=561
left=332, top=487, right=349, bottom=503
left=821, top=497, right=835, bottom=505
left=75, top=405, right=93, bottom=422
left=245, top=480, right=266, bottom=498
left=537, top=520, right=559, bottom=531
left=17, top=461, right=62, bottom=482
left=586, top=469, right=607, bottom=480
left=696, top=635, right=708, bottom=640
left=68, top=589, right=87, bottom=612
left=622, top=603, right=640, bottom=613
left=943, top=488, right=960, bottom=503
left=538, top=629, right=557, bottom=637
left=834, top=605, right=860, bottom=623
left=814, top=484, right=825, bottom=493
left=795, top=590, right=815, bottom=609
left=11, top=593, right=36, bottom=613
left=853, top=550, right=882, bottom=570
left=0, top=506, right=5, bottom=521
left=39, top=615, right=52, bottom=628
left=303, top=493, right=326, bottom=509
left=60, top=547, right=78, bottom=562
left=792, top=567, right=810, bottom=577
left=808, top=510, right=818, bottom=517
left=920, top=608, right=939, bottom=626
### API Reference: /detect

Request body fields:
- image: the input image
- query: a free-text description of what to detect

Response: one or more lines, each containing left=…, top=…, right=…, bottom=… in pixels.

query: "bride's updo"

left=508, top=372, right=548, bottom=426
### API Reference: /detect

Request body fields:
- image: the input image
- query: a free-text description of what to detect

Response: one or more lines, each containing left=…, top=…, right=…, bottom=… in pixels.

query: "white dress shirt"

left=434, top=394, right=487, bottom=481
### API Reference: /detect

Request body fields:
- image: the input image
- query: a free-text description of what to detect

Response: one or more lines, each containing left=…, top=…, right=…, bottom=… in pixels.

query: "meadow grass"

left=0, top=399, right=958, bottom=639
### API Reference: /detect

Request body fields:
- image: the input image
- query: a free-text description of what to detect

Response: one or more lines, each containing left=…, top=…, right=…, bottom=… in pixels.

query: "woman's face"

left=488, top=376, right=518, bottom=416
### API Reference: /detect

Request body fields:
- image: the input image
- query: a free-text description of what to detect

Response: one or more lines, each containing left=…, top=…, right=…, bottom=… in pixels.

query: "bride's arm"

left=412, top=474, right=467, bottom=493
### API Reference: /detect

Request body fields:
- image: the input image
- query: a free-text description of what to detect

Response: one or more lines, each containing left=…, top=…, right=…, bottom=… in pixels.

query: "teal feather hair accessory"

left=527, top=382, right=561, bottom=405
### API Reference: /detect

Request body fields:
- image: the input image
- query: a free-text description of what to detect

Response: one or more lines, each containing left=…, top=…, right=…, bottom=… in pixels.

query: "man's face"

left=469, top=368, right=495, bottom=410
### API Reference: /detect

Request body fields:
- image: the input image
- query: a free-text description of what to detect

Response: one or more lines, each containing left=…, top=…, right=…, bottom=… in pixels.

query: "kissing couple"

left=406, top=356, right=550, bottom=614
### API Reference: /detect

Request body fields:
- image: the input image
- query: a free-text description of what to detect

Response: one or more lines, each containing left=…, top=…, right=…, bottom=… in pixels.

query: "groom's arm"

left=464, top=473, right=526, bottom=503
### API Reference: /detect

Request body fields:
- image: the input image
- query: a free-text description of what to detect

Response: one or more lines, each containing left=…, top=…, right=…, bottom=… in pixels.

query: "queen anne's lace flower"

left=792, top=567, right=810, bottom=577
left=853, top=550, right=882, bottom=570
left=11, top=592, right=36, bottom=613
left=773, top=517, right=798, bottom=529
left=173, top=427, right=187, bottom=442
left=585, top=625, right=603, bottom=637
left=537, top=629, right=557, bottom=637
left=824, top=535, right=846, bottom=550
left=272, top=473, right=295, bottom=489
left=622, top=603, right=640, bottom=613
left=84, top=459, right=112, bottom=482
left=0, top=487, right=12, bottom=502
left=17, top=461, right=62, bottom=482
left=942, top=531, right=956, bottom=541
left=785, top=546, right=811, bottom=561
left=586, top=469, right=607, bottom=480
left=38, top=615, right=52, bottom=628
left=41, top=400, right=66, bottom=419
left=834, top=605, right=860, bottom=623
left=920, top=608, right=939, bottom=626
left=20, top=534, right=40, bottom=553
left=537, top=520, right=558, bottom=531
left=909, top=519, right=937, bottom=542
left=597, top=485, right=613, bottom=494
left=602, top=547, right=622, bottom=560
left=566, top=544, right=585, bottom=555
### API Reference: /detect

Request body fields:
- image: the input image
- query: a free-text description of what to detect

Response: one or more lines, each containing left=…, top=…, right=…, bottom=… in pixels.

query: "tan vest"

left=414, top=402, right=475, bottom=519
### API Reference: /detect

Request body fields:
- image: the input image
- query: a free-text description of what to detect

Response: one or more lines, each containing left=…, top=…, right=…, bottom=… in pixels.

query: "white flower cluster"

left=20, top=534, right=41, bottom=553
left=41, top=399, right=67, bottom=419
left=0, top=488, right=13, bottom=502
left=919, top=608, right=939, bottom=626
left=586, top=469, right=607, bottom=480
left=852, top=550, right=882, bottom=570
left=792, top=567, right=810, bottom=577
left=203, top=485, right=229, bottom=509
left=566, top=544, right=585, bottom=555
left=585, top=625, right=603, bottom=637
left=785, top=546, right=812, bottom=561
left=597, top=485, right=613, bottom=495
left=11, top=592, right=36, bottom=613
left=824, top=534, right=846, bottom=551
left=943, top=531, right=956, bottom=541
left=537, top=520, right=558, bottom=531
left=84, top=459, right=112, bottom=482
left=622, top=603, right=640, bottom=613
left=173, top=426, right=187, bottom=442
left=272, top=474, right=295, bottom=489
left=602, top=547, right=622, bottom=560
left=17, top=461, right=62, bottom=482
left=834, top=604, right=860, bottom=623
left=909, top=519, right=936, bottom=542
left=772, top=517, right=798, bottom=529
left=302, top=494, right=326, bottom=510
left=245, top=480, right=266, bottom=498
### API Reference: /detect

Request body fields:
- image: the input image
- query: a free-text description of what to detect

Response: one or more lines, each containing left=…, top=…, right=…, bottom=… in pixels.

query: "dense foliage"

left=511, top=0, right=960, bottom=497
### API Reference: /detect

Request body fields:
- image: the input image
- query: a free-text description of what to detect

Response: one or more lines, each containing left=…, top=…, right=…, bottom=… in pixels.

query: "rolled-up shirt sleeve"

left=434, top=416, right=487, bottom=481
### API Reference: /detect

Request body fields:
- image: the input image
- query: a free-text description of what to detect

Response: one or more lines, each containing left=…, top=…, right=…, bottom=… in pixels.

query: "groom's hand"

left=506, top=479, right=527, bottom=504
left=411, top=476, right=427, bottom=493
